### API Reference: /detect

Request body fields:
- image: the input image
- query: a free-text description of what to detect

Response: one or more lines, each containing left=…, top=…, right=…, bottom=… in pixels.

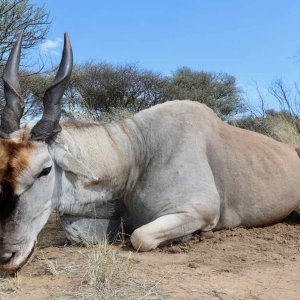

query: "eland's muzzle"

left=0, top=252, right=13, bottom=264
left=0, top=244, right=35, bottom=273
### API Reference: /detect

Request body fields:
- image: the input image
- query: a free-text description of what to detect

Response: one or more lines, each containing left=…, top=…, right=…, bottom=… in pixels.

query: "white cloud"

left=40, top=38, right=63, bottom=55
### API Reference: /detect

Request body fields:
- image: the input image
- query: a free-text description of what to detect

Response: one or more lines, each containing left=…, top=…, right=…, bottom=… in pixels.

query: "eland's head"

left=0, top=33, right=73, bottom=272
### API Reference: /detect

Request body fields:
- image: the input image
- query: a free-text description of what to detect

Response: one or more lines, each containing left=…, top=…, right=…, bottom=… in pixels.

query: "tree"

left=0, top=0, right=50, bottom=61
left=19, top=70, right=51, bottom=120
left=63, top=63, right=244, bottom=121
left=167, top=67, right=244, bottom=119
left=232, top=79, right=300, bottom=145
left=0, top=0, right=51, bottom=119
left=64, top=63, right=169, bottom=118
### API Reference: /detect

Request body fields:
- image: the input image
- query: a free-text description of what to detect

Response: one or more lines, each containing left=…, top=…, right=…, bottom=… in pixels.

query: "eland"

left=0, top=34, right=300, bottom=272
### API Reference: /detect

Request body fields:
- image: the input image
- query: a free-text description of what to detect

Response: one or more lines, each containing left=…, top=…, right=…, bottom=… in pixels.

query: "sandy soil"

left=0, top=211, right=300, bottom=300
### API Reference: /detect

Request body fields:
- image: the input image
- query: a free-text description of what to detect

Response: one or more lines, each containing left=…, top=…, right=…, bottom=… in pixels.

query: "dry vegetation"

left=0, top=275, right=20, bottom=299
left=64, top=99, right=133, bottom=124
left=232, top=112, right=300, bottom=145
left=263, top=114, right=300, bottom=145
left=0, top=214, right=165, bottom=300
left=0, top=212, right=299, bottom=300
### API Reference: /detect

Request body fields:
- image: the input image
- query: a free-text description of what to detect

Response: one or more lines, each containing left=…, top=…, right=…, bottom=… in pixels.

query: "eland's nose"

left=0, top=252, right=13, bottom=264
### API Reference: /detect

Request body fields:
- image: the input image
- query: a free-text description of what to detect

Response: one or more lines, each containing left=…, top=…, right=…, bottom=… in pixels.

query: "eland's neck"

left=53, top=117, right=151, bottom=216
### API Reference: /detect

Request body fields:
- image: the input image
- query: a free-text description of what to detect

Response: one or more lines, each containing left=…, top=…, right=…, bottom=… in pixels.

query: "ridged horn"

left=0, top=33, right=24, bottom=136
left=30, top=33, right=73, bottom=142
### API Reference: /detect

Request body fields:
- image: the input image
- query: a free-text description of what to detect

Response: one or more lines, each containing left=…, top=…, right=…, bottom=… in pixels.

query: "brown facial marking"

left=0, top=140, right=35, bottom=219
left=0, top=140, right=35, bottom=187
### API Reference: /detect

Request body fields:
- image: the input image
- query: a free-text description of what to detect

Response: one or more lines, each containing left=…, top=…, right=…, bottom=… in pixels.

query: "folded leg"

left=60, top=215, right=120, bottom=244
left=130, top=210, right=219, bottom=251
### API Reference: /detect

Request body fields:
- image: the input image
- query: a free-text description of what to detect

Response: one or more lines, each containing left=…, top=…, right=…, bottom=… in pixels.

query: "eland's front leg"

left=130, top=210, right=219, bottom=251
left=60, top=216, right=120, bottom=244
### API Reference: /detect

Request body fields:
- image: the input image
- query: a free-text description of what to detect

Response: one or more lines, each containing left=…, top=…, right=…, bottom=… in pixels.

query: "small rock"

left=168, top=246, right=182, bottom=253
left=200, top=231, right=214, bottom=239
left=188, top=262, right=200, bottom=268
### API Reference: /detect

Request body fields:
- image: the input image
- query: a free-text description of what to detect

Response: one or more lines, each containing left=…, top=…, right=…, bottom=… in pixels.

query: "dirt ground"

left=1, top=211, right=300, bottom=300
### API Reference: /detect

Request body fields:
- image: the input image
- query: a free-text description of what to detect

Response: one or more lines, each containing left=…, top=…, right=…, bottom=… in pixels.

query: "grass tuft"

left=0, top=274, right=20, bottom=299
left=264, top=114, right=300, bottom=145
left=83, top=237, right=132, bottom=299
left=76, top=238, right=164, bottom=300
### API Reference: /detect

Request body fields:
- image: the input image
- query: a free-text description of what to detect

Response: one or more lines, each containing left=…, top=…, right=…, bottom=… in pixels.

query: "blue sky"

left=33, top=0, right=300, bottom=108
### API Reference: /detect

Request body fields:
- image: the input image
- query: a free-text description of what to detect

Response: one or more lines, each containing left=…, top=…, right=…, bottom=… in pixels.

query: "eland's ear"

left=50, top=141, right=98, bottom=181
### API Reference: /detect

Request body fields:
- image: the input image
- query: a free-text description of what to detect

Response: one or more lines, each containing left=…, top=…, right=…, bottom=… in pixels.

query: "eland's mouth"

left=0, top=244, right=35, bottom=273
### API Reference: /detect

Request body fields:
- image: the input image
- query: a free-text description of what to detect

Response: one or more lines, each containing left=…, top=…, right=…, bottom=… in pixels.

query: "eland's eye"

left=38, top=166, right=52, bottom=178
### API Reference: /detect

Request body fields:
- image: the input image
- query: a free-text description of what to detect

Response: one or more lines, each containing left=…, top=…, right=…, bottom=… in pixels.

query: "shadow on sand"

left=284, top=208, right=300, bottom=225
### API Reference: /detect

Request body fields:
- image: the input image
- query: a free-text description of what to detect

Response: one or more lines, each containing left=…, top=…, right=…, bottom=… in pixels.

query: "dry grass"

left=34, top=248, right=61, bottom=276
left=233, top=113, right=300, bottom=145
left=86, top=238, right=129, bottom=293
left=43, top=258, right=60, bottom=276
left=75, top=238, right=165, bottom=300
left=264, top=114, right=300, bottom=145
left=0, top=274, right=20, bottom=299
